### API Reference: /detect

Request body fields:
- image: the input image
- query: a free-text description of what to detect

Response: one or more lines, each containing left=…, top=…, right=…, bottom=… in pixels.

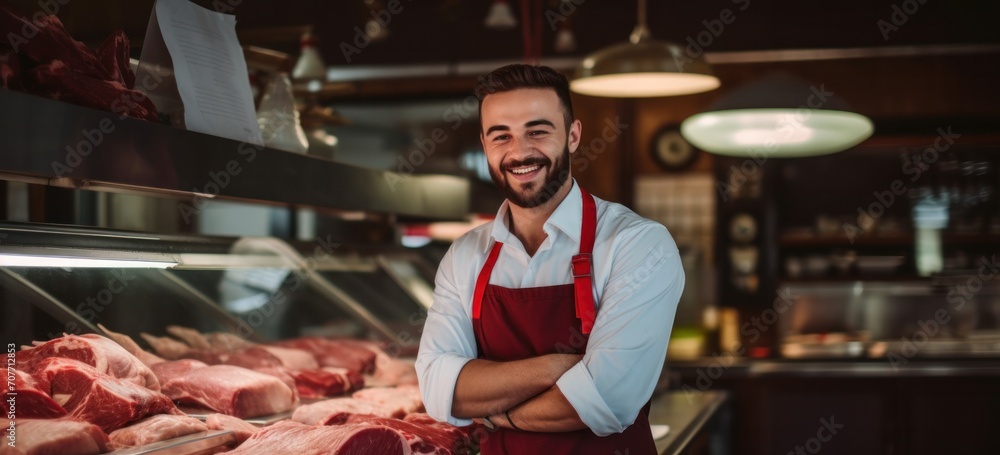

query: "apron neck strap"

left=572, top=187, right=597, bottom=334
left=473, top=187, right=599, bottom=333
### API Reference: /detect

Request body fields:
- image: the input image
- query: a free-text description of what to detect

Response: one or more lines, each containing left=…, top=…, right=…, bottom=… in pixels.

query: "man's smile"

left=508, top=164, right=542, bottom=175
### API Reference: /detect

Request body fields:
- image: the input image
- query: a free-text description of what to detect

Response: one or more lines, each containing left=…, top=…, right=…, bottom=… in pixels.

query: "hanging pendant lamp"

left=571, top=0, right=720, bottom=97
left=484, top=0, right=518, bottom=29
left=680, top=72, right=874, bottom=158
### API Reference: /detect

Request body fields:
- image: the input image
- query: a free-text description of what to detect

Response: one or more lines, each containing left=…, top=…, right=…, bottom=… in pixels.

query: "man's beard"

left=488, top=146, right=571, bottom=209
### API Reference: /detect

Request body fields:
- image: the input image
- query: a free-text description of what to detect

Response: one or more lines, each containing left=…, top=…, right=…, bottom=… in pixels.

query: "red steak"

left=21, top=334, right=160, bottom=391
left=286, top=368, right=364, bottom=399
left=342, top=414, right=471, bottom=455
left=33, top=358, right=177, bottom=432
left=10, top=369, right=66, bottom=419
left=272, top=337, right=377, bottom=374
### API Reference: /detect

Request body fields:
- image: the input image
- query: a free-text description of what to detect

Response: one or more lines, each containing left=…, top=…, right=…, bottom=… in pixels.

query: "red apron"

left=472, top=188, right=657, bottom=455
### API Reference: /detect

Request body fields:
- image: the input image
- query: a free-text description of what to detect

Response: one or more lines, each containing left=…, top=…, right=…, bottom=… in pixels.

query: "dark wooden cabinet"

left=898, top=378, right=1000, bottom=455
left=672, top=363, right=1000, bottom=455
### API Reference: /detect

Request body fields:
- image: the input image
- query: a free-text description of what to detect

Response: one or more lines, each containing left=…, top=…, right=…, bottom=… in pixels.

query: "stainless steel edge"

left=654, top=391, right=730, bottom=455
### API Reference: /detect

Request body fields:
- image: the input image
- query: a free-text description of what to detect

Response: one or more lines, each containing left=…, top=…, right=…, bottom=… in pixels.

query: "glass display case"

left=0, top=222, right=434, bottom=350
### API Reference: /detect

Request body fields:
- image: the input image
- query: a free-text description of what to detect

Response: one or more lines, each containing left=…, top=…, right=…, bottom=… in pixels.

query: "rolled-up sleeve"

left=415, top=246, right=476, bottom=426
left=557, top=224, right=685, bottom=436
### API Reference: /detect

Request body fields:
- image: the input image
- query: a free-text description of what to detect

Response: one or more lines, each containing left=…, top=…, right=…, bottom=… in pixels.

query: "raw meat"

left=205, top=332, right=256, bottom=351
left=251, top=367, right=298, bottom=395
left=292, top=397, right=402, bottom=425
left=20, top=334, right=160, bottom=391
left=221, top=347, right=284, bottom=369
left=160, top=365, right=296, bottom=419
left=205, top=414, right=259, bottom=445
left=353, top=385, right=425, bottom=416
left=141, top=333, right=212, bottom=362
left=273, top=337, right=377, bottom=374
left=150, top=359, right=209, bottom=384
left=99, top=324, right=165, bottom=366
left=160, top=327, right=318, bottom=369
left=367, top=357, right=419, bottom=387
left=1, top=418, right=110, bottom=455
left=286, top=368, right=364, bottom=399
left=0, top=49, right=20, bottom=90
left=128, top=328, right=355, bottom=400
left=10, top=369, right=66, bottom=419
left=108, top=414, right=209, bottom=449
left=258, top=346, right=319, bottom=370
left=33, top=358, right=178, bottom=432
left=226, top=420, right=411, bottom=455
left=343, top=414, right=471, bottom=455
left=142, top=332, right=308, bottom=370
left=97, top=30, right=134, bottom=88
left=166, top=325, right=213, bottom=350
left=0, top=5, right=157, bottom=120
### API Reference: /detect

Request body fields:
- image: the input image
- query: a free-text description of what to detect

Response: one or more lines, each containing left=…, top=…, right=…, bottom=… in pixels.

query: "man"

left=416, top=64, right=684, bottom=454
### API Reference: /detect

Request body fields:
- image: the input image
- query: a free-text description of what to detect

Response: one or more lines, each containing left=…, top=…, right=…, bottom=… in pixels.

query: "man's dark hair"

left=475, top=64, right=575, bottom=132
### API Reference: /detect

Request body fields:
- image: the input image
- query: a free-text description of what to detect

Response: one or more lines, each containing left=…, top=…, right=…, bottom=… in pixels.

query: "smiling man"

left=416, top=64, right=685, bottom=454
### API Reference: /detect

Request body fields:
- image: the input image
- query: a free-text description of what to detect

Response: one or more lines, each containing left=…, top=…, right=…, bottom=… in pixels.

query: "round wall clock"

left=652, top=127, right=700, bottom=171
left=729, top=213, right=758, bottom=243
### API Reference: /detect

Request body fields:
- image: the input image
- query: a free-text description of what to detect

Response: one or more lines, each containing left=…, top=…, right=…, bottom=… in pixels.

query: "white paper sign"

left=153, top=0, right=262, bottom=144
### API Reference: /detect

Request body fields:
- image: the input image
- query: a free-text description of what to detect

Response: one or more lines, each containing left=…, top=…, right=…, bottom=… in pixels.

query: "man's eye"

left=493, top=135, right=510, bottom=141
left=529, top=130, right=548, bottom=136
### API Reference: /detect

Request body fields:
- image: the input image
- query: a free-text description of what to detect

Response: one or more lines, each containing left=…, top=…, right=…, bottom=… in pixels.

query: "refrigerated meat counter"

left=1, top=221, right=450, bottom=453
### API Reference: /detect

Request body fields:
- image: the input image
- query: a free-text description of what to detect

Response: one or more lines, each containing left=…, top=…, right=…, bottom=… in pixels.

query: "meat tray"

left=183, top=410, right=290, bottom=427
left=108, top=430, right=236, bottom=455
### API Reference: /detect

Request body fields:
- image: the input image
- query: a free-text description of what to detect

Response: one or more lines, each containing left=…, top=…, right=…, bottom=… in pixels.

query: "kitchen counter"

left=649, top=390, right=729, bottom=455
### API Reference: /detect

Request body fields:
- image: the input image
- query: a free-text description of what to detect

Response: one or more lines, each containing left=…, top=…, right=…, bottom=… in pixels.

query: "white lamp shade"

left=681, top=108, right=874, bottom=157
left=571, top=72, right=720, bottom=98
left=572, top=40, right=720, bottom=98
left=484, top=0, right=518, bottom=29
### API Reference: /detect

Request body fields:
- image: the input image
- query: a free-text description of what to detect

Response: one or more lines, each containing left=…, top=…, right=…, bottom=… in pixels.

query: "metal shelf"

left=0, top=90, right=469, bottom=220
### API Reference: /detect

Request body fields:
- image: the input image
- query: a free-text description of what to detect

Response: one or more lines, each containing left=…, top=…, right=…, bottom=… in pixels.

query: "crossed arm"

left=451, top=355, right=587, bottom=432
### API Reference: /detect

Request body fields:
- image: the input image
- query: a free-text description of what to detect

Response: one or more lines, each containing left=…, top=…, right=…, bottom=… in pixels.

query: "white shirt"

left=415, top=180, right=684, bottom=437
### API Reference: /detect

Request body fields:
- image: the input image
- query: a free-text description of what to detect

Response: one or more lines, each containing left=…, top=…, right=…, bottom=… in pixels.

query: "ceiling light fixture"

left=681, top=72, right=874, bottom=157
left=0, top=246, right=179, bottom=269
left=484, top=0, right=518, bottom=30
left=571, top=0, right=720, bottom=97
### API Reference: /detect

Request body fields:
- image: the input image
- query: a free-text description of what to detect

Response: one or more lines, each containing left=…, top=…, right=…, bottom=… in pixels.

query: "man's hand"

left=451, top=353, right=582, bottom=419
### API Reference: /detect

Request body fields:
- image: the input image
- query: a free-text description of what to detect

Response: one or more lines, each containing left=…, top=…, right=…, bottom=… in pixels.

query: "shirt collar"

left=486, top=179, right=582, bottom=253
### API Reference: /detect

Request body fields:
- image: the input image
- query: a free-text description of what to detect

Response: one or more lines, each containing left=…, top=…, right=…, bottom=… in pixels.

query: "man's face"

left=480, top=88, right=581, bottom=209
